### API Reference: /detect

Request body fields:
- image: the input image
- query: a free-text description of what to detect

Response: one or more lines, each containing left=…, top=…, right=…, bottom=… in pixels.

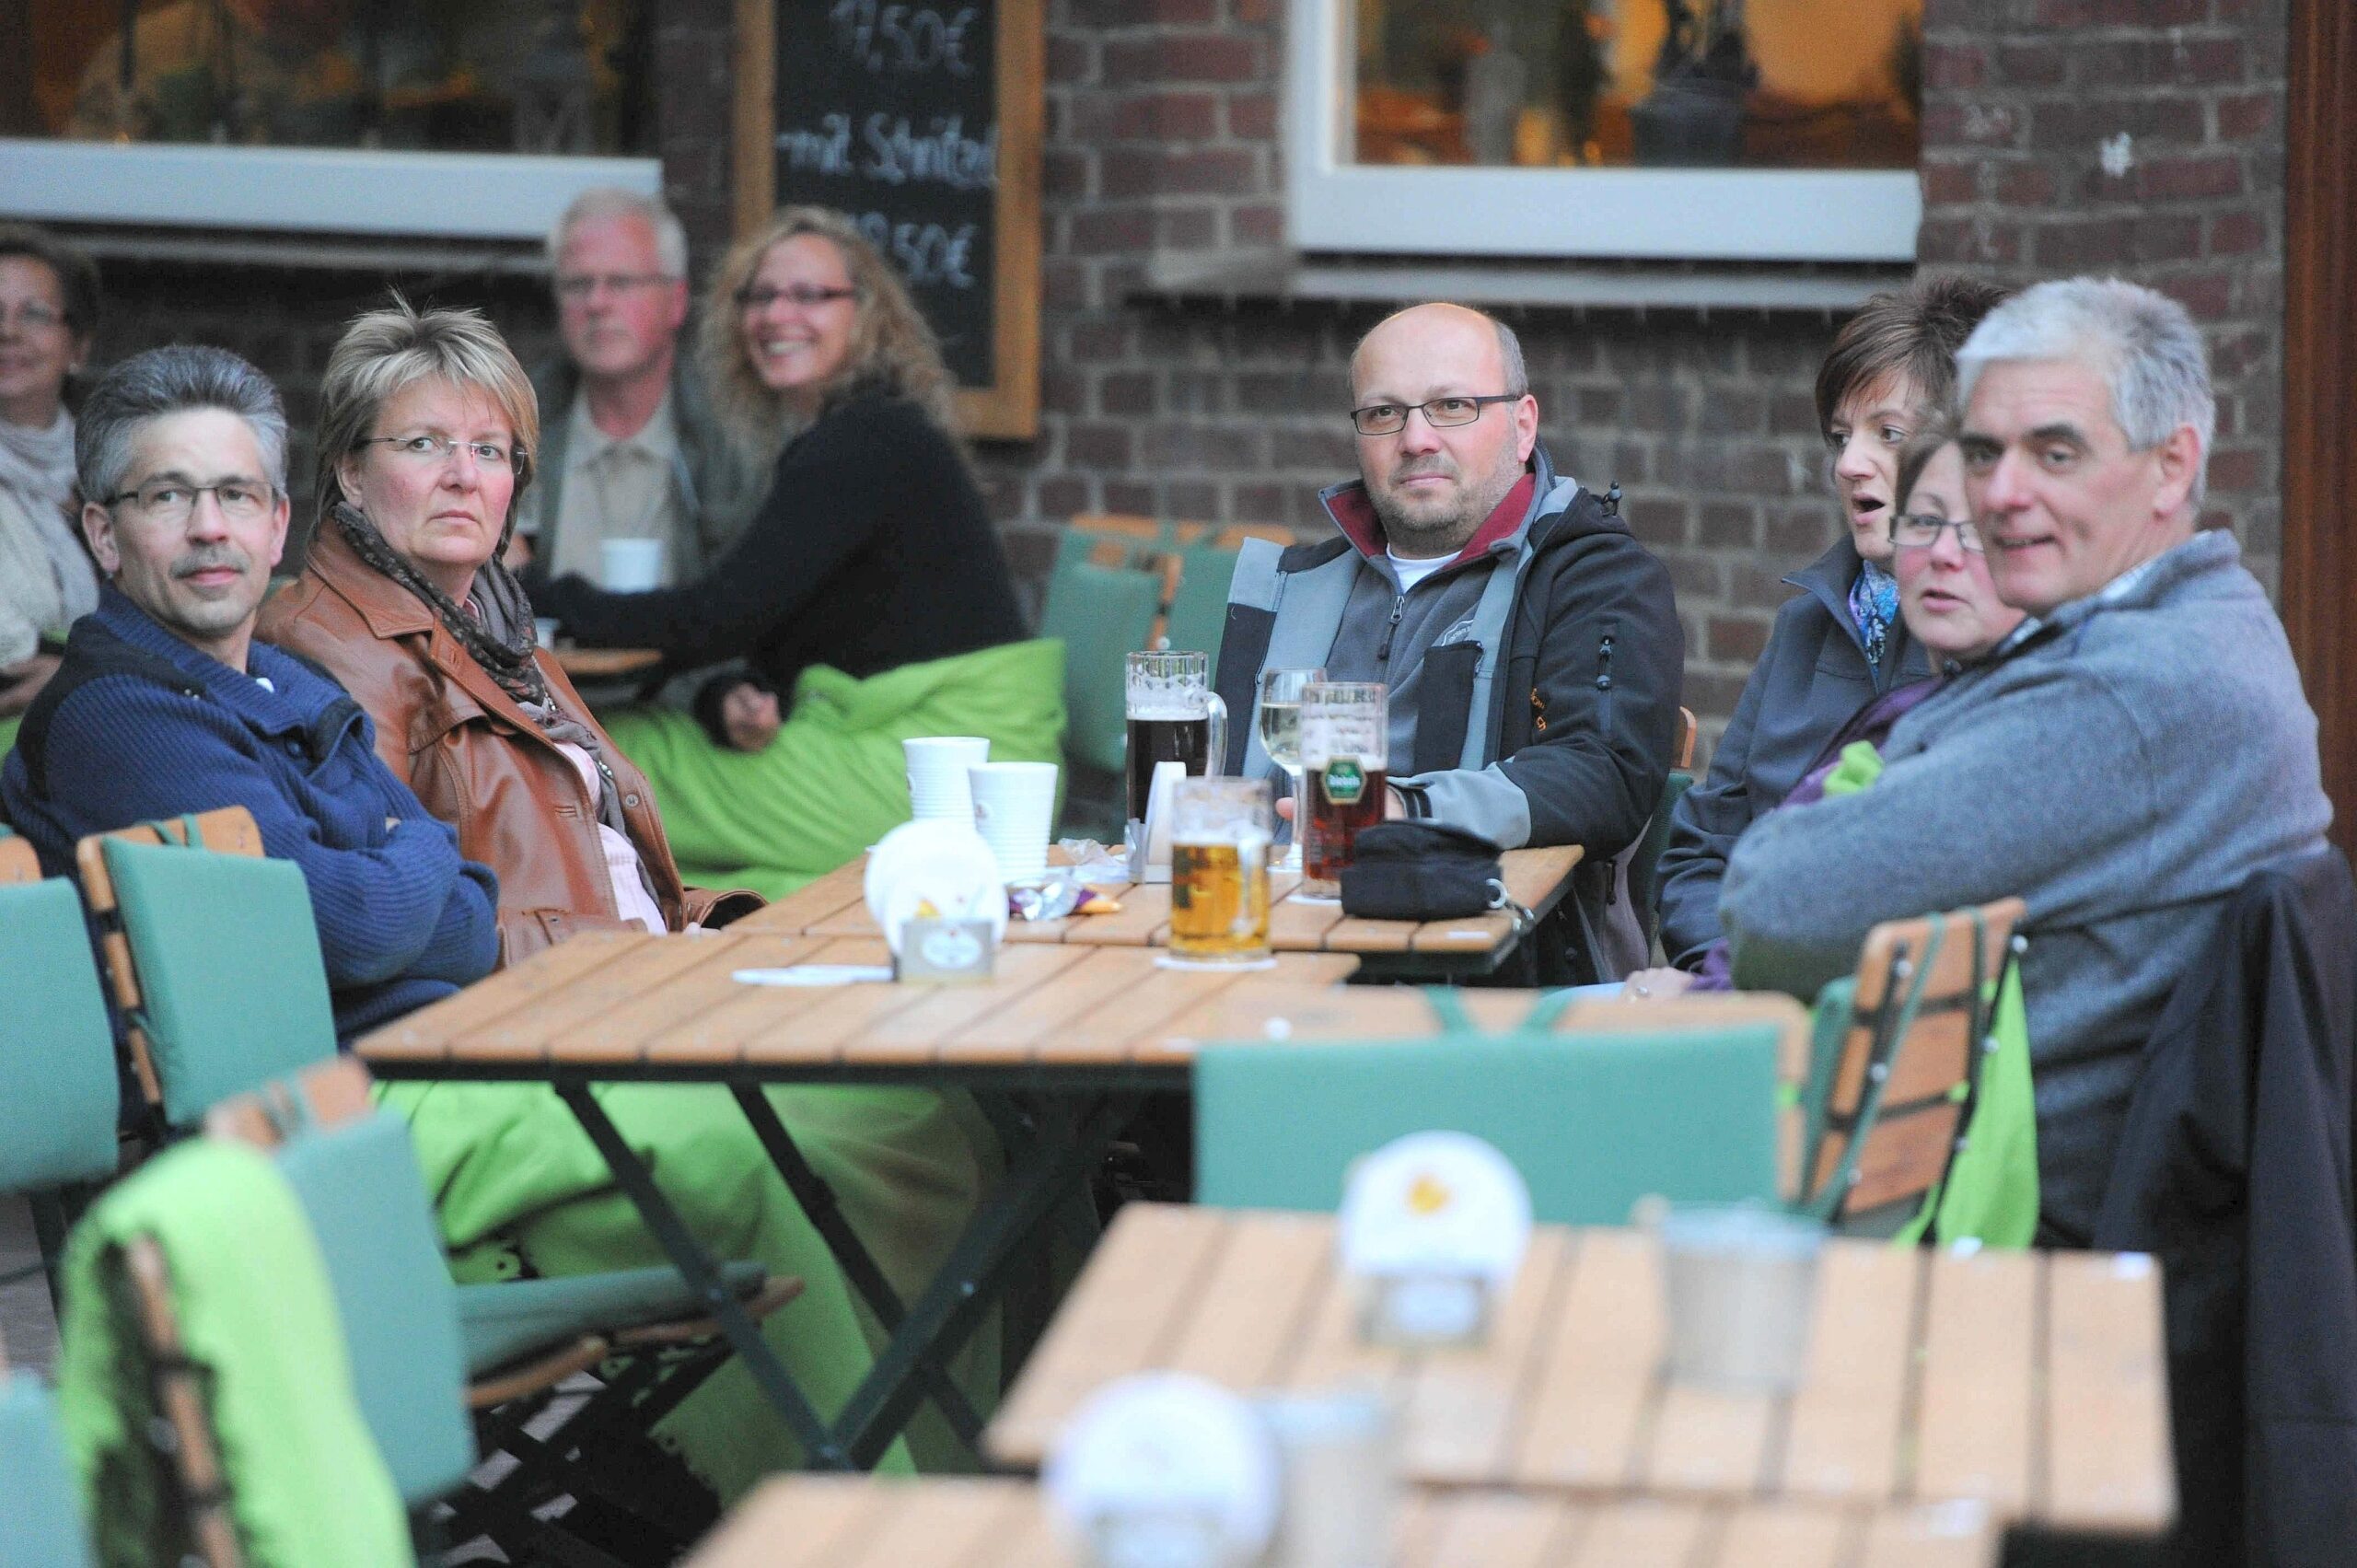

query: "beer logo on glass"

left=1321, top=758, right=1367, bottom=807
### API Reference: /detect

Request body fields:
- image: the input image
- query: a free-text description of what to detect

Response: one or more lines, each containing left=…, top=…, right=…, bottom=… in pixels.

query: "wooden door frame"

left=2285, top=0, right=2357, bottom=854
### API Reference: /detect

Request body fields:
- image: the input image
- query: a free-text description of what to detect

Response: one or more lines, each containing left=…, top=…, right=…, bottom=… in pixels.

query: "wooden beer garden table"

left=732, top=842, right=1587, bottom=981
left=551, top=645, right=663, bottom=679
left=686, top=1475, right=2004, bottom=1568
left=987, top=1204, right=2176, bottom=1544
left=356, top=927, right=1362, bottom=1473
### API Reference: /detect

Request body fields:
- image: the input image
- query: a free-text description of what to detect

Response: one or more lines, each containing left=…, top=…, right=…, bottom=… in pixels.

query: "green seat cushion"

left=102, top=840, right=337, bottom=1127
left=1196, top=1026, right=1782, bottom=1224
left=273, top=1111, right=473, bottom=1505
left=0, top=1373, right=93, bottom=1568
left=456, top=1260, right=768, bottom=1377
left=1164, top=542, right=1240, bottom=665
left=0, top=878, right=120, bottom=1191
left=1040, top=547, right=1163, bottom=774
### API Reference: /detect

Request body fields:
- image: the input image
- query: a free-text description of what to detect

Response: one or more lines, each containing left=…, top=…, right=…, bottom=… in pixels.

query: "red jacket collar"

left=1324, top=471, right=1537, bottom=574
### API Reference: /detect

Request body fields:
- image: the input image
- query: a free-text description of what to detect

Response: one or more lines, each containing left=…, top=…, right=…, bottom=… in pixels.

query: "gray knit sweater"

left=1721, top=529, right=2332, bottom=1240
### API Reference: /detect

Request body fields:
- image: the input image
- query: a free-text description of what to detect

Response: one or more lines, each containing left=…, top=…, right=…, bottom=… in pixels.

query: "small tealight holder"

left=1338, top=1131, right=1532, bottom=1353
left=893, top=915, right=997, bottom=983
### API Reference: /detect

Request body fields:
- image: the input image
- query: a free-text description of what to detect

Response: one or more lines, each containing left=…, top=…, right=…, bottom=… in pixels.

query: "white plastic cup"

left=599, top=537, right=666, bottom=592
left=904, top=736, right=992, bottom=822
left=969, top=761, right=1060, bottom=881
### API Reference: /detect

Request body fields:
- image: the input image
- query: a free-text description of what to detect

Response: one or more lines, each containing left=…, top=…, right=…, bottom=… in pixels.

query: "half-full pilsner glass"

left=1167, top=776, right=1274, bottom=966
left=1255, top=666, right=1323, bottom=872
left=1299, top=682, right=1388, bottom=900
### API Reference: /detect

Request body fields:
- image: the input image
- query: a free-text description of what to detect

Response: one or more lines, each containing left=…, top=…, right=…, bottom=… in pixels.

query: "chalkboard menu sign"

left=734, top=0, right=1043, bottom=439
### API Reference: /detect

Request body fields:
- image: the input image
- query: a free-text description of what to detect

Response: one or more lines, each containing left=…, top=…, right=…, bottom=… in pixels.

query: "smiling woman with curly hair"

left=528, top=205, right=1064, bottom=898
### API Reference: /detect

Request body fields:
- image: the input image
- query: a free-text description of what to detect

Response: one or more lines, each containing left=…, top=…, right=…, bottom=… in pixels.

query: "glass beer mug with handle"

left=1166, top=776, right=1275, bottom=968
left=1124, top=650, right=1228, bottom=843
left=1297, top=681, right=1389, bottom=901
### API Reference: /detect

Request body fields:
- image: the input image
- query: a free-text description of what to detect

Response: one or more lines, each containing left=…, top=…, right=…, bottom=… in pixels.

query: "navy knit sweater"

left=1, top=587, right=500, bottom=1042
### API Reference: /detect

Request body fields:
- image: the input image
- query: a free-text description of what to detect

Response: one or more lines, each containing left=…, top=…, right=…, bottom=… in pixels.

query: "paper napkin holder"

left=894, top=915, right=997, bottom=984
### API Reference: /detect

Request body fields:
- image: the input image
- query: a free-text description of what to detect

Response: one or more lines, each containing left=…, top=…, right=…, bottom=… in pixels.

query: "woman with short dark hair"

left=1653, top=275, right=2010, bottom=972
left=0, top=224, right=104, bottom=754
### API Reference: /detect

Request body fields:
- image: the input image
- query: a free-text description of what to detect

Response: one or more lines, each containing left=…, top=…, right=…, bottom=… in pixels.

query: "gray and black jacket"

left=1213, top=442, right=1682, bottom=980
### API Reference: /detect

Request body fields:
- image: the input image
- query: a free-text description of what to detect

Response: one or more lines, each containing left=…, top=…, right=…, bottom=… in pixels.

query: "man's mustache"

left=1391, top=458, right=1457, bottom=485
left=171, top=547, right=250, bottom=580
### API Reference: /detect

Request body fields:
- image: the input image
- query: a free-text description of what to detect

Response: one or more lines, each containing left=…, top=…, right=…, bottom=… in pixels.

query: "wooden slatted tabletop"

left=355, top=929, right=1362, bottom=1076
left=731, top=843, right=1585, bottom=967
left=986, top=1205, right=2175, bottom=1538
left=684, top=1475, right=2002, bottom=1568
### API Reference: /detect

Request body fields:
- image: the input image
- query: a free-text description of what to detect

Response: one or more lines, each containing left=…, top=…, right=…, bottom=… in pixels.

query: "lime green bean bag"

left=603, top=638, right=1067, bottom=899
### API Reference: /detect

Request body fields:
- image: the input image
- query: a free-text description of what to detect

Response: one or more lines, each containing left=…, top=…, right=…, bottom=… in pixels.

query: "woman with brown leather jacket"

left=259, top=296, right=997, bottom=1503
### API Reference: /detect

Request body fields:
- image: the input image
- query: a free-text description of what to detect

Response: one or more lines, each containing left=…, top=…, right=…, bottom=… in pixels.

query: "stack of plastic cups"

left=969, top=761, right=1061, bottom=881
left=904, top=737, right=992, bottom=822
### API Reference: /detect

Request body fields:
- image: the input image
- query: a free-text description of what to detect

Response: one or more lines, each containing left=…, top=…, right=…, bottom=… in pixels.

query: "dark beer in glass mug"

left=1123, top=650, right=1227, bottom=828
left=1298, top=681, right=1388, bottom=900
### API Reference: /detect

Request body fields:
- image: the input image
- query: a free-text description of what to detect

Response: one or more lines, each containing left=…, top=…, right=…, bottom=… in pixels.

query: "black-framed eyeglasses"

left=1349, top=393, right=1521, bottom=437
left=735, top=284, right=857, bottom=310
left=356, top=434, right=528, bottom=472
left=103, top=479, right=277, bottom=524
left=1890, top=512, right=1985, bottom=553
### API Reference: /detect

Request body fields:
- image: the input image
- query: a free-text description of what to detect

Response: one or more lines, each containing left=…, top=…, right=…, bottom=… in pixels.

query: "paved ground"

left=0, top=1193, right=58, bottom=1376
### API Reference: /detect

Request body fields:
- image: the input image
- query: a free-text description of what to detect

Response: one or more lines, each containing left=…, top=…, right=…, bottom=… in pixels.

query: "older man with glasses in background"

left=513, top=187, right=762, bottom=588
left=1721, top=277, right=2332, bottom=1246
left=0, top=343, right=499, bottom=1042
left=1214, top=300, right=1683, bottom=981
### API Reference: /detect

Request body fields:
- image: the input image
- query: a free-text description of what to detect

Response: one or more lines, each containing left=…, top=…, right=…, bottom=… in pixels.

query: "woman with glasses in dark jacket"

left=1652, top=276, right=2009, bottom=972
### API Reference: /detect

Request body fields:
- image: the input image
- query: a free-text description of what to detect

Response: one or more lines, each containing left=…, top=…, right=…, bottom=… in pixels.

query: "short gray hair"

left=75, top=345, right=288, bottom=505
left=548, top=186, right=689, bottom=279
left=1956, top=276, right=2214, bottom=509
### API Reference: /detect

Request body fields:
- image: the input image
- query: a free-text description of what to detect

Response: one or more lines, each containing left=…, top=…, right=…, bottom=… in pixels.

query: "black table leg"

left=726, top=1082, right=988, bottom=1447
left=552, top=1080, right=847, bottom=1468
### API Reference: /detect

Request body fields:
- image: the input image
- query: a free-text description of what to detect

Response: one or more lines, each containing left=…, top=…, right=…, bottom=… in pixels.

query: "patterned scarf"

left=0, top=407, right=99, bottom=628
left=329, top=502, right=629, bottom=834
left=1848, top=557, right=1901, bottom=684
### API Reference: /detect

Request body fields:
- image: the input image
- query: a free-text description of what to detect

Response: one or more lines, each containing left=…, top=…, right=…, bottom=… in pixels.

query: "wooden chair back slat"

left=0, top=834, right=39, bottom=885
left=122, top=1235, right=247, bottom=1568
left=74, top=807, right=265, bottom=1118
left=1810, top=898, right=2026, bottom=1214
left=1676, top=706, right=1698, bottom=772
left=202, top=1057, right=377, bottom=1151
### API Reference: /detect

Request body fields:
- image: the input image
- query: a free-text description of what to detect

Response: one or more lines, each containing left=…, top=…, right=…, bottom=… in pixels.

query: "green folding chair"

left=1629, top=706, right=1698, bottom=953
left=0, top=842, right=123, bottom=1304
left=1039, top=529, right=1165, bottom=777
left=0, top=1369, right=95, bottom=1568
left=1195, top=990, right=1789, bottom=1223
left=1786, top=899, right=2031, bottom=1238
left=210, top=1057, right=798, bottom=1560
left=1162, top=539, right=1242, bottom=665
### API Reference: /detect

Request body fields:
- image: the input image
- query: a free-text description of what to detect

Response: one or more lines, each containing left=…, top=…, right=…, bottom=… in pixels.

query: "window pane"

left=22, top=1, right=652, bottom=157
left=1353, top=0, right=1920, bottom=170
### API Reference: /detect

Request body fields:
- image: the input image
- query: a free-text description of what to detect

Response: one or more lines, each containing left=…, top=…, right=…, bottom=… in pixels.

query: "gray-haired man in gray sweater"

left=1722, top=278, right=2332, bottom=1243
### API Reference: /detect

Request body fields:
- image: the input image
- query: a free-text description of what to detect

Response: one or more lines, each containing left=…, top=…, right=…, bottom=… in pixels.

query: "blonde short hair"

left=314, top=295, right=540, bottom=537
left=701, top=206, right=958, bottom=453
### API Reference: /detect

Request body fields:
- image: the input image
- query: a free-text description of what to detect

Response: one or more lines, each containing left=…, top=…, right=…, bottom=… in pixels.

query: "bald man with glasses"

left=1214, top=302, right=1682, bottom=981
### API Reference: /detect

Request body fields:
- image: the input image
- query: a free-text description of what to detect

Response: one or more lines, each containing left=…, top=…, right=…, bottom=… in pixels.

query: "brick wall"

left=655, top=0, right=2293, bottom=757
left=1916, top=0, right=2288, bottom=592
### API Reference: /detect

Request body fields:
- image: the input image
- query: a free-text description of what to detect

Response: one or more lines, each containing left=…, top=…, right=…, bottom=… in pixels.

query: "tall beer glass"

left=1167, top=776, right=1274, bottom=967
left=1255, top=665, right=1323, bottom=872
left=1124, top=650, right=1227, bottom=830
left=1298, top=681, right=1388, bottom=900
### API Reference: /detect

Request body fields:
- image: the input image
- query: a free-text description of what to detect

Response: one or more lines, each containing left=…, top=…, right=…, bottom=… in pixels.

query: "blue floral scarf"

left=1848, top=558, right=1900, bottom=683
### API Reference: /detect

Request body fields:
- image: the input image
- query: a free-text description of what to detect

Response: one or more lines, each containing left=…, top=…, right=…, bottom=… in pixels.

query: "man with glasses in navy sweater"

left=0, top=344, right=497, bottom=1042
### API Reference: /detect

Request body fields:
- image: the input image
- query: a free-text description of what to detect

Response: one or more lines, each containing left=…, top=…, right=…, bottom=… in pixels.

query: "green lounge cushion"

left=0, top=877, right=120, bottom=1191
left=1196, top=1025, right=1782, bottom=1224
left=101, top=840, right=337, bottom=1128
